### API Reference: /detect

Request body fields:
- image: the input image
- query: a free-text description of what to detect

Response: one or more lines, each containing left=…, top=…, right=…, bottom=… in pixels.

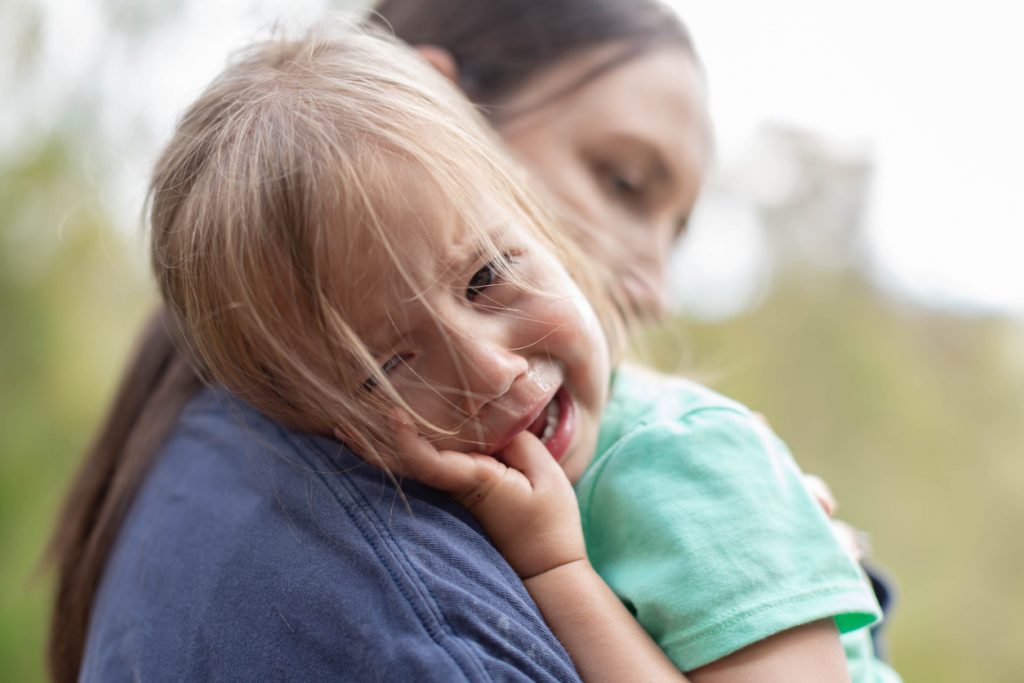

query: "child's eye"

left=467, top=262, right=498, bottom=301
left=467, top=253, right=519, bottom=302
left=361, top=354, right=408, bottom=392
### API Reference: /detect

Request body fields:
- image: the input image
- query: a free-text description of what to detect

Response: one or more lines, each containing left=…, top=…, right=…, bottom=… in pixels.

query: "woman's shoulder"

left=81, top=387, right=579, bottom=682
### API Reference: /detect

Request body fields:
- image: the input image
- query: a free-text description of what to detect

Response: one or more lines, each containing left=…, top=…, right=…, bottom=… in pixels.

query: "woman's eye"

left=598, top=160, right=648, bottom=200
left=608, top=172, right=641, bottom=197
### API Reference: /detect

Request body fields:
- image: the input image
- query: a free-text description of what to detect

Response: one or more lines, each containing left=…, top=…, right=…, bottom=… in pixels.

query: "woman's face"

left=496, top=47, right=712, bottom=318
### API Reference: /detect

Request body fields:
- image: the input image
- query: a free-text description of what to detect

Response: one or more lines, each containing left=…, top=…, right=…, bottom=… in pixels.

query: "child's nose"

left=454, top=336, right=529, bottom=415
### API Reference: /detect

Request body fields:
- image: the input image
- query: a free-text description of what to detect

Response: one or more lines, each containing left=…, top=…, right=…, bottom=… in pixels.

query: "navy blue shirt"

left=82, top=388, right=580, bottom=681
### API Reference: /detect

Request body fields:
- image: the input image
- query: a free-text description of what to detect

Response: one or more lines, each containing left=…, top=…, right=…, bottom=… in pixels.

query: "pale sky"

left=670, top=0, right=1024, bottom=317
left=7, top=0, right=1023, bottom=318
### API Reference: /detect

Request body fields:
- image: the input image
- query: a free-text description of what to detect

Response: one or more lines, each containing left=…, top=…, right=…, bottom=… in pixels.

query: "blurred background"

left=1, top=0, right=1021, bottom=681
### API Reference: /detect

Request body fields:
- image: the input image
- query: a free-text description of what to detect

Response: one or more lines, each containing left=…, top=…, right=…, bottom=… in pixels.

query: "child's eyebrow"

left=451, top=245, right=490, bottom=273
left=443, top=222, right=515, bottom=274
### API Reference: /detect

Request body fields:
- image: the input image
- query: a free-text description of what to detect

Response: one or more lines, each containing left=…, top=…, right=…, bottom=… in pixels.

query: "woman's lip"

left=541, top=388, right=574, bottom=462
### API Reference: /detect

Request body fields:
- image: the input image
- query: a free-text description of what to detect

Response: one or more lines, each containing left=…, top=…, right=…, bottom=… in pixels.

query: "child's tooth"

left=542, top=421, right=554, bottom=442
left=540, top=396, right=560, bottom=442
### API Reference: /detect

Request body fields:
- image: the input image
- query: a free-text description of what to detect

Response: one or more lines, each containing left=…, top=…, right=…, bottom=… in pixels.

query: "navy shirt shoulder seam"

left=289, top=428, right=492, bottom=682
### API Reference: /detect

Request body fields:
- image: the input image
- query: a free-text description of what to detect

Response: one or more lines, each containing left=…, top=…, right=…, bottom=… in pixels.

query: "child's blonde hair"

left=149, top=23, right=622, bottom=465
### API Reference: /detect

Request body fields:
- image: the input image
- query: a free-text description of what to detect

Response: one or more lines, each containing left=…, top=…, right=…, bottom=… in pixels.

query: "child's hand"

left=391, top=412, right=586, bottom=580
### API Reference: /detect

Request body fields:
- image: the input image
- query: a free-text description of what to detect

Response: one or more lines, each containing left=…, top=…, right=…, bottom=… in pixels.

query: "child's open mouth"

left=525, top=387, right=575, bottom=461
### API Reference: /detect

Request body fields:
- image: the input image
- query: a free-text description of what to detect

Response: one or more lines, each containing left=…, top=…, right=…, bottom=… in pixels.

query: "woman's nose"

left=616, top=243, right=670, bottom=319
left=621, top=267, right=669, bottom=319
left=451, top=334, right=529, bottom=415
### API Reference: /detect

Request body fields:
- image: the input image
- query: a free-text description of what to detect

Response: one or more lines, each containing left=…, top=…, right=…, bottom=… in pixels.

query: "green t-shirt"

left=576, top=365, right=898, bottom=680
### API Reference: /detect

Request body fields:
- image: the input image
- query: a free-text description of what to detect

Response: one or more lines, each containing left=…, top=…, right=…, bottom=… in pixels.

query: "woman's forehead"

left=509, top=45, right=702, bottom=115
left=592, top=50, right=711, bottom=191
left=503, top=45, right=710, bottom=155
left=501, top=45, right=711, bottom=216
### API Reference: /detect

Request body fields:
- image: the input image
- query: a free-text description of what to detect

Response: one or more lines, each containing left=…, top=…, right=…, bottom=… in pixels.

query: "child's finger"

left=389, top=409, right=503, bottom=496
left=389, top=410, right=467, bottom=490
left=831, top=519, right=870, bottom=562
left=498, top=432, right=569, bottom=489
left=802, top=473, right=837, bottom=517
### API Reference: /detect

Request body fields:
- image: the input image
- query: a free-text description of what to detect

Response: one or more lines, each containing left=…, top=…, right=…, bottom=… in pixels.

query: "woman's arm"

left=392, top=417, right=851, bottom=683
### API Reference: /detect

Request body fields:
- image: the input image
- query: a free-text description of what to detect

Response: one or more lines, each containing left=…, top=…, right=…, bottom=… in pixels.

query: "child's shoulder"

left=594, top=363, right=785, bottom=477
left=604, top=363, right=753, bottom=431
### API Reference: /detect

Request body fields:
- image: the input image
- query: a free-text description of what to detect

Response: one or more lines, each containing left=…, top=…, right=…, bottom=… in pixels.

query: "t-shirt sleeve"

left=577, top=406, right=881, bottom=671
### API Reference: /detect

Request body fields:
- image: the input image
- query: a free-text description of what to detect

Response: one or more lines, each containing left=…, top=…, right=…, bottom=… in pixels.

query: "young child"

left=150, top=24, right=893, bottom=681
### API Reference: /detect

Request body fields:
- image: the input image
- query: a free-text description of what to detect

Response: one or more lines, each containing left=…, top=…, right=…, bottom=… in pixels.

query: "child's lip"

left=488, top=388, right=558, bottom=456
left=541, top=388, right=574, bottom=462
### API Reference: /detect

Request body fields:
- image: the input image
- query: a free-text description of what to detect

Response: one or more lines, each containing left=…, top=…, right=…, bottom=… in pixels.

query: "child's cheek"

left=561, top=282, right=609, bottom=365
left=396, top=383, right=451, bottom=434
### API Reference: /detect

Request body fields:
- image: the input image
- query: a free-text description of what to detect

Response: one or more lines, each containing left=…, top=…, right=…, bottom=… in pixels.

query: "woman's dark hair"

left=46, top=2, right=694, bottom=680
left=373, top=0, right=696, bottom=123
left=46, top=312, right=200, bottom=682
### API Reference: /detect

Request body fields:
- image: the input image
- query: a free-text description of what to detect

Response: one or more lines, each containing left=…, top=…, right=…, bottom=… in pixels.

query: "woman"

left=48, top=2, right=876, bottom=681
left=375, top=0, right=711, bottom=320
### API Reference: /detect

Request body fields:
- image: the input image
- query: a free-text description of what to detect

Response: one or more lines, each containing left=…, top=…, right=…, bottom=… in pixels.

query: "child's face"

left=346, top=182, right=610, bottom=483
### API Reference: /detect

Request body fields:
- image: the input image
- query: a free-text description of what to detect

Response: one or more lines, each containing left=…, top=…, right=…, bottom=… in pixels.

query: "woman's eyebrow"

left=599, top=131, right=673, bottom=186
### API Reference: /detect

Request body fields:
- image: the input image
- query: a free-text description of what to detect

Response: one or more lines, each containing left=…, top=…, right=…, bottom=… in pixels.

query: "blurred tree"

left=0, top=130, right=151, bottom=681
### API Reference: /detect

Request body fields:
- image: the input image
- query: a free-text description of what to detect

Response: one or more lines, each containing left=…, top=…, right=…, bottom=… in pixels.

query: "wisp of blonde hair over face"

left=148, top=23, right=622, bottom=467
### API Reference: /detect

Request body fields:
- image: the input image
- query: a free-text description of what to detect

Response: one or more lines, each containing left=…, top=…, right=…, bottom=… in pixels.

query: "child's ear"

left=415, top=45, right=459, bottom=84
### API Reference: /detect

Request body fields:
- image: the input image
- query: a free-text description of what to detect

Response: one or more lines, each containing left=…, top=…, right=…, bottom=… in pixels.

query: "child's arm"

left=391, top=417, right=850, bottom=683
left=393, top=418, right=685, bottom=682
left=688, top=620, right=849, bottom=682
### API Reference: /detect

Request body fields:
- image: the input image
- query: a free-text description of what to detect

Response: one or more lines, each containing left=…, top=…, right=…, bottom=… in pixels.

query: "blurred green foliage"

left=1, top=132, right=153, bottom=682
